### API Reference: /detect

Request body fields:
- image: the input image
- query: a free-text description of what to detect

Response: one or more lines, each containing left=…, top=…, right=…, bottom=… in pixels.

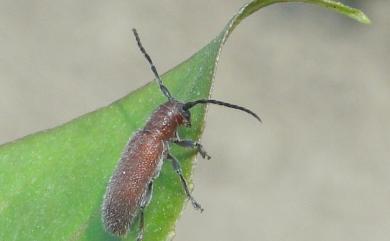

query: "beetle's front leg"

left=171, top=131, right=211, bottom=159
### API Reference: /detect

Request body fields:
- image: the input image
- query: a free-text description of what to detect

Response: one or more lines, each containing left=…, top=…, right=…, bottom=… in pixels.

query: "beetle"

left=101, top=29, right=261, bottom=240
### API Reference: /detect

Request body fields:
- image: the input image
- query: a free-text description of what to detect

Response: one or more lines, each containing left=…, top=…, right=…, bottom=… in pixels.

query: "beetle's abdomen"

left=102, top=131, right=164, bottom=236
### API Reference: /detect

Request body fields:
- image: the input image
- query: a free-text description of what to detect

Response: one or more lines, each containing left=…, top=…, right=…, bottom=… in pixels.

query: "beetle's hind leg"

left=167, top=153, right=204, bottom=212
left=137, top=181, right=153, bottom=241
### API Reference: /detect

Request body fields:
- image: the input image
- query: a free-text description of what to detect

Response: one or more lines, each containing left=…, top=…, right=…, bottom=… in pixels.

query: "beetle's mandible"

left=101, top=29, right=261, bottom=240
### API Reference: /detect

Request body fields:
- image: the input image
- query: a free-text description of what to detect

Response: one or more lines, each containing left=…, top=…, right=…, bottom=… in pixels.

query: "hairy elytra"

left=101, top=29, right=261, bottom=240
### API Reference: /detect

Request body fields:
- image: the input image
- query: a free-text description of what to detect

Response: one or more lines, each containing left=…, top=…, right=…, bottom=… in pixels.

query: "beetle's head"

left=179, top=105, right=192, bottom=127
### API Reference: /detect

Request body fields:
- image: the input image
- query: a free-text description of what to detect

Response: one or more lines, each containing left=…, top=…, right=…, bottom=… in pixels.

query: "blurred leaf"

left=0, top=1, right=369, bottom=241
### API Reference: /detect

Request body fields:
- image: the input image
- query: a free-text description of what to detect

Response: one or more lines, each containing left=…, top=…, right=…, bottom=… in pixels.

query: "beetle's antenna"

left=184, top=99, right=262, bottom=123
left=132, top=28, right=173, bottom=100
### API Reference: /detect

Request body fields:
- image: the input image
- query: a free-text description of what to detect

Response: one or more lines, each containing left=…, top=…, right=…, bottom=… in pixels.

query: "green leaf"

left=0, top=1, right=369, bottom=241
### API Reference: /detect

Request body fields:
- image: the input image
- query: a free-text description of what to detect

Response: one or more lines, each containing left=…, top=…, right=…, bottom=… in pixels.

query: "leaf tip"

left=356, top=12, right=371, bottom=24
left=340, top=3, right=371, bottom=24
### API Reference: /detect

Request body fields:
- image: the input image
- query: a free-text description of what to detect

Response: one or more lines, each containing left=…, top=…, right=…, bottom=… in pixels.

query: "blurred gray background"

left=0, top=1, right=388, bottom=241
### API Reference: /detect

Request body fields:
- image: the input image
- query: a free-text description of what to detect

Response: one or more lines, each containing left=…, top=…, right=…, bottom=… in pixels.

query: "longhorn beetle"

left=101, top=29, right=261, bottom=240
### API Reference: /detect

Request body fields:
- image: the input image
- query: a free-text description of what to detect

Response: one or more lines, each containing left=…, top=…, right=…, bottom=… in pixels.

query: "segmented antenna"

left=132, top=28, right=173, bottom=100
left=184, top=99, right=262, bottom=123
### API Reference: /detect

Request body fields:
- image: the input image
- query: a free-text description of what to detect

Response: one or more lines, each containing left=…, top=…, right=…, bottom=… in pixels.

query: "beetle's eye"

left=182, top=110, right=191, bottom=121
left=180, top=109, right=191, bottom=121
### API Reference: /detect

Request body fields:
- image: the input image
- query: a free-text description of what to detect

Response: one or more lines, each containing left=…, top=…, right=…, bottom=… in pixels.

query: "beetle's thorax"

left=144, top=100, right=186, bottom=139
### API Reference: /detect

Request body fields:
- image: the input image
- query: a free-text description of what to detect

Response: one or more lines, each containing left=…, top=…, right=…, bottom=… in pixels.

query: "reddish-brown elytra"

left=101, top=29, right=261, bottom=240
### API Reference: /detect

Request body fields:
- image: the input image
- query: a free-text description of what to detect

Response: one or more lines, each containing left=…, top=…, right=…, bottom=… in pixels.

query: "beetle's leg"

left=137, top=181, right=153, bottom=241
left=167, top=153, right=204, bottom=212
left=136, top=210, right=145, bottom=241
left=172, top=131, right=211, bottom=159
